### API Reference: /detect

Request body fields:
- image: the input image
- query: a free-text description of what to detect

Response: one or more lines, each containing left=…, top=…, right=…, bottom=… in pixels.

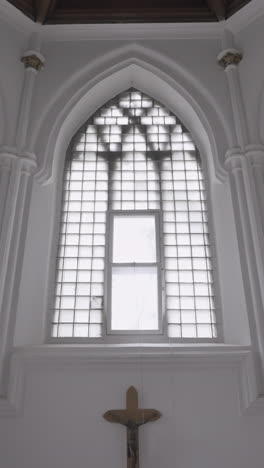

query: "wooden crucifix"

left=103, top=386, right=161, bottom=468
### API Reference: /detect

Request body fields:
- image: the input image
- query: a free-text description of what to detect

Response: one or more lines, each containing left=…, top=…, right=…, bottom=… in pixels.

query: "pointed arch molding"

left=32, top=43, right=231, bottom=184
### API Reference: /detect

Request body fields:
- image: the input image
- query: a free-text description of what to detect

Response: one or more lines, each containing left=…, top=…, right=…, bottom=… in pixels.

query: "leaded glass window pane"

left=52, top=88, right=217, bottom=340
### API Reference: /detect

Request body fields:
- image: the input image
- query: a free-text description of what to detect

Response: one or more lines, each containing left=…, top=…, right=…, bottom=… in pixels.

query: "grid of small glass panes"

left=52, top=89, right=216, bottom=339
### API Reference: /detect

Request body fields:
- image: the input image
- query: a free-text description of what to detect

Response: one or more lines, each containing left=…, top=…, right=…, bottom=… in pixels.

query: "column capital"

left=20, top=152, right=37, bottom=175
left=0, top=148, right=37, bottom=175
left=245, top=145, right=264, bottom=168
left=0, top=147, right=18, bottom=170
left=21, top=50, right=45, bottom=72
left=224, top=145, right=264, bottom=172
left=217, top=48, right=243, bottom=70
left=224, top=147, right=244, bottom=172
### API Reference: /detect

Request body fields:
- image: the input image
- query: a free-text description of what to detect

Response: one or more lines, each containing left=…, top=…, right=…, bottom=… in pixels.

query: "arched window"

left=52, top=89, right=217, bottom=341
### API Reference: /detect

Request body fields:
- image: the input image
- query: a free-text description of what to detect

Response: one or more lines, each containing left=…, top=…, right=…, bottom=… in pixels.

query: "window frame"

left=47, top=88, right=223, bottom=344
left=105, top=209, right=164, bottom=335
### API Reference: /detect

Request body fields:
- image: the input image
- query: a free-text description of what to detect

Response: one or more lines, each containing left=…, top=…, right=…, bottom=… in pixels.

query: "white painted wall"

left=14, top=34, right=249, bottom=347
left=0, top=17, right=27, bottom=146
left=1, top=1, right=264, bottom=467
left=0, top=348, right=263, bottom=468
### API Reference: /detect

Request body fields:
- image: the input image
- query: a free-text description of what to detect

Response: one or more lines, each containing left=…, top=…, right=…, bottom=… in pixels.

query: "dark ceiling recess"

left=7, top=0, right=252, bottom=24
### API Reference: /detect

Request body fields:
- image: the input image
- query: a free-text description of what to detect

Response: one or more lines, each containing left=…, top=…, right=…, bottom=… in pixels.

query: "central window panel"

left=109, top=212, right=161, bottom=333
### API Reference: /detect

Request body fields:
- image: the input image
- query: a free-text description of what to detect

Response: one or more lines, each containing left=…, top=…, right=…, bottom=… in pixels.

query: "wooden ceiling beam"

left=35, top=0, right=58, bottom=24
left=205, top=0, right=226, bottom=20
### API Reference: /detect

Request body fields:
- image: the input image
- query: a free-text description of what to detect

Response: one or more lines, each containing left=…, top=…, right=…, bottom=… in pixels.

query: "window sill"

left=0, top=343, right=259, bottom=418
left=14, top=342, right=252, bottom=361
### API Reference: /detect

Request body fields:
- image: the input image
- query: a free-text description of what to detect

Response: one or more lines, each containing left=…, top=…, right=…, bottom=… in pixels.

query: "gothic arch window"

left=51, top=89, right=217, bottom=341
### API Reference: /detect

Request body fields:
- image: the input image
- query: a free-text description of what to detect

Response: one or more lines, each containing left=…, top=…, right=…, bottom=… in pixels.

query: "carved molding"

left=0, top=345, right=259, bottom=417
left=225, top=145, right=264, bottom=171
left=0, top=150, right=17, bottom=170
left=33, top=44, right=228, bottom=185
left=20, top=152, right=37, bottom=175
left=245, top=145, right=264, bottom=168
left=217, top=48, right=243, bottom=69
left=0, top=149, right=37, bottom=175
left=21, top=51, right=45, bottom=71
left=224, top=147, right=244, bottom=172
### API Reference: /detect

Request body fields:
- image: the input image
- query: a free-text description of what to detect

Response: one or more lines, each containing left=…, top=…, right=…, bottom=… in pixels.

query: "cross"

left=103, top=386, right=161, bottom=468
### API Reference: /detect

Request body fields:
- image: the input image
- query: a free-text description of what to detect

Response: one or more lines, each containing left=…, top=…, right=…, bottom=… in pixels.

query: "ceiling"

left=7, top=0, right=252, bottom=24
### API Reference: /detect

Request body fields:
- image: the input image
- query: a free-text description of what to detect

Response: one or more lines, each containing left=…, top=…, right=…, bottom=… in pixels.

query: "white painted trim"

left=235, top=348, right=259, bottom=413
left=0, top=35, right=40, bottom=393
left=217, top=48, right=242, bottom=64
left=41, top=23, right=222, bottom=42
left=222, top=61, right=249, bottom=151
left=0, top=348, right=26, bottom=417
left=33, top=45, right=229, bottom=184
left=0, top=344, right=260, bottom=417
left=21, top=49, right=45, bottom=64
left=225, top=151, right=264, bottom=392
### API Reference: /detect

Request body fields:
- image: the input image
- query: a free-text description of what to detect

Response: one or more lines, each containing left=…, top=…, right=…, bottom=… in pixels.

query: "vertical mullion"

left=107, top=131, right=112, bottom=212
left=146, top=138, right=149, bottom=210
left=133, top=127, right=136, bottom=210
left=183, top=141, right=198, bottom=339
left=72, top=149, right=85, bottom=338
left=170, top=137, right=182, bottom=338
left=109, top=211, right=114, bottom=333
left=105, top=129, right=112, bottom=336
left=88, top=143, right=98, bottom=337
left=55, top=164, right=71, bottom=337
left=121, top=132, right=123, bottom=211
left=197, top=161, right=214, bottom=338
left=155, top=210, right=163, bottom=332
left=159, top=148, right=173, bottom=335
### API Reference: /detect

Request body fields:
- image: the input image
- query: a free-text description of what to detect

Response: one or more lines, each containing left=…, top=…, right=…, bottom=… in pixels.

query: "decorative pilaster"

left=224, top=146, right=264, bottom=392
left=0, top=33, right=44, bottom=396
left=225, top=152, right=264, bottom=392
left=16, top=49, right=45, bottom=153
left=217, top=47, right=248, bottom=150
left=0, top=150, right=36, bottom=396
left=245, top=146, right=264, bottom=242
left=218, top=30, right=264, bottom=392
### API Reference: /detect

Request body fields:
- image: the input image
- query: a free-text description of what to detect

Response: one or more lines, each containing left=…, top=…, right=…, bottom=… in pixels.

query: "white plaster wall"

left=0, top=17, right=27, bottom=146
left=1, top=5, right=264, bottom=468
left=14, top=179, right=55, bottom=345
left=211, top=181, right=249, bottom=344
left=1, top=360, right=264, bottom=468
left=235, top=13, right=264, bottom=144
left=235, top=12, right=264, bottom=311
left=14, top=31, right=249, bottom=346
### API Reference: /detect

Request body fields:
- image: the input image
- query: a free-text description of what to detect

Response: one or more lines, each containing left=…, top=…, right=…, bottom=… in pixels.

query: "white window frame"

left=105, top=210, right=164, bottom=335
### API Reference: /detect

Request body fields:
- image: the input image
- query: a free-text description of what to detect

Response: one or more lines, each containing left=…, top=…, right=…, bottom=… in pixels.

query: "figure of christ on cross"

left=103, top=386, right=161, bottom=468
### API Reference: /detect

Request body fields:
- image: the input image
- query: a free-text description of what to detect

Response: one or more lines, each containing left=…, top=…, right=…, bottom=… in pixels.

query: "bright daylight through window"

left=110, top=212, right=161, bottom=332
left=51, top=89, right=217, bottom=340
